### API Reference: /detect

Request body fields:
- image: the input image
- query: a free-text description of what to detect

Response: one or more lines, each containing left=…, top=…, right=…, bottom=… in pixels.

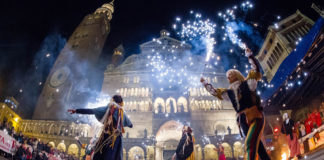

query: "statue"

left=158, top=103, right=163, bottom=113
left=170, top=101, right=175, bottom=113
left=180, top=103, right=185, bottom=112
left=144, top=128, right=148, bottom=138
left=227, top=126, right=232, bottom=135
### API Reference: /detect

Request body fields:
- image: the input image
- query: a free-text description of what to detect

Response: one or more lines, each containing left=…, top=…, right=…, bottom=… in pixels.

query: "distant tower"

left=256, top=10, right=314, bottom=82
left=106, top=44, right=124, bottom=71
left=111, top=44, right=125, bottom=66
left=33, top=1, right=115, bottom=120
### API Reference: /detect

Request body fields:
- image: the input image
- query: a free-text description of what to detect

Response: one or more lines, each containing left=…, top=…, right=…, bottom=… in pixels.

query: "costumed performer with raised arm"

left=200, top=47, right=270, bottom=160
left=68, top=95, right=133, bottom=160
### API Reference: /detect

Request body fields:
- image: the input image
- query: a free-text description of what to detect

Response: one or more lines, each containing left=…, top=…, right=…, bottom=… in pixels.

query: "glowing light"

left=14, top=117, right=19, bottom=122
left=46, top=53, right=51, bottom=58
left=281, top=152, right=287, bottom=160
left=274, top=127, right=279, bottom=133
left=274, top=23, right=279, bottom=29
left=19, top=89, right=23, bottom=93
left=304, top=72, right=308, bottom=76
left=56, top=89, right=59, bottom=92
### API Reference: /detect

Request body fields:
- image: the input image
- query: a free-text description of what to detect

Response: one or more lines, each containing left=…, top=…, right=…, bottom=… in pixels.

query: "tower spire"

left=94, top=0, right=115, bottom=20
left=110, top=0, right=115, bottom=6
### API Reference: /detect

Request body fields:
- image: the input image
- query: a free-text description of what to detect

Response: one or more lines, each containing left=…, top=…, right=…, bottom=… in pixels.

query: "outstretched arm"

left=200, top=77, right=227, bottom=100
left=68, top=106, right=107, bottom=115
left=74, top=137, right=85, bottom=149
left=68, top=108, right=94, bottom=114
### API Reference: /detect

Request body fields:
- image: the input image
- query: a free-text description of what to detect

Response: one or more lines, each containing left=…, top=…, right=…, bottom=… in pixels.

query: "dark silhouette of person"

left=144, top=128, right=147, bottom=138
left=180, top=104, right=185, bottom=113
left=158, top=103, right=163, bottom=113
left=170, top=101, right=175, bottom=113
left=227, top=126, right=232, bottom=135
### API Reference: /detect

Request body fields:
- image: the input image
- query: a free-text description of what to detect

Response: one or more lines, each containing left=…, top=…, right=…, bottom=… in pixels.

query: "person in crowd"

left=281, top=113, right=301, bottom=159
left=75, top=136, right=97, bottom=160
left=15, top=143, right=26, bottom=160
left=314, top=108, right=322, bottom=128
left=214, top=144, right=226, bottom=160
left=299, top=122, right=306, bottom=137
left=310, top=110, right=317, bottom=128
left=26, top=147, right=32, bottom=160
left=68, top=95, right=133, bottom=160
left=201, top=47, right=270, bottom=160
left=172, top=126, right=194, bottom=160
left=305, top=113, right=313, bottom=134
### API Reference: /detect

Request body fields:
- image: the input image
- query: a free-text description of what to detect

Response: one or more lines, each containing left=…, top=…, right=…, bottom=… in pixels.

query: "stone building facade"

left=100, top=30, right=244, bottom=160
left=256, top=10, right=314, bottom=82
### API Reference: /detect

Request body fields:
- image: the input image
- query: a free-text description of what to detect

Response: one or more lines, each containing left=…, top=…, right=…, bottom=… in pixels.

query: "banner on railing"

left=0, top=130, right=17, bottom=154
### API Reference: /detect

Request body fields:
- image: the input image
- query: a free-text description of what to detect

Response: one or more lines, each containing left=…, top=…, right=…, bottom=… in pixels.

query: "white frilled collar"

left=229, top=80, right=241, bottom=91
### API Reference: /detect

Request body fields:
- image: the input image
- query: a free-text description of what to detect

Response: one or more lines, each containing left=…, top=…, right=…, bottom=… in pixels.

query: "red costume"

left=305, top=117, right=313, bottom=134
left=311, top=112, right=317, bottom=126
left=315, top=111, right=322, bottom=127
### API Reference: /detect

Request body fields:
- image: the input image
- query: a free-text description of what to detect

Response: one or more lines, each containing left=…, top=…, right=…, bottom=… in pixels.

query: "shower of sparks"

left=202, top=135, right=211, bottom=145
left=218, top=1, right=254, bottom=49
left=146, top=39, right=221, bottom=92
left=170, top=1, right=277, bottom=94
left=173, top=12, right=216, bottom=62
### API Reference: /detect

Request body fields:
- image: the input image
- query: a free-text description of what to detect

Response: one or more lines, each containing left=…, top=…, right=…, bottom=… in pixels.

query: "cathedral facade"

left=101, top=30, right=243, bottom=160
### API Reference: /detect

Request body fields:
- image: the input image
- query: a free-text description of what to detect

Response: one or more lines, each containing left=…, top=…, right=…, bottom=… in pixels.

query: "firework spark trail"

left=170, top=1, right=277, bottom=100
left=174, top=13, right=216, bottom=62
left=218, top=1, right=254, bottom=49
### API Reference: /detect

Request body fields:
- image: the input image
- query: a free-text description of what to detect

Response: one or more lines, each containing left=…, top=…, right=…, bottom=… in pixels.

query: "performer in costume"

left=201, top=48, right=270, bottom=160
left=214, top=144, right=226, bottom=160
left=68, top=95, right=133, bottom=160
left=281, top=113, right=301, bottom=159
left=172, top=126, right=195, bottom=160
left=75, top=136, right=97, bottom=160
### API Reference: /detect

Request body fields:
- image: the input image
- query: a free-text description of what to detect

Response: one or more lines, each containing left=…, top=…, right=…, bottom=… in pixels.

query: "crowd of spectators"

left=295, top=108, right=324, bottom=153
left=0, top=121, right=79, bottom=160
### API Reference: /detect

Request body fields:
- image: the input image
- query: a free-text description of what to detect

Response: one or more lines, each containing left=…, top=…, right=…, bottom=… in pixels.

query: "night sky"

left=0, top=0, right=321, bottom=117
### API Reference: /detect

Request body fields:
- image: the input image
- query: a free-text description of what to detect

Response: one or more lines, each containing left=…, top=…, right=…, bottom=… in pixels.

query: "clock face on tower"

left=50, top=66, right=71, bottom=87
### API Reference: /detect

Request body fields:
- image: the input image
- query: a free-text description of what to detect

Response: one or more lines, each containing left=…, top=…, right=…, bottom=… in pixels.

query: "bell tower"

left=33, top=1, right=115, bottom=120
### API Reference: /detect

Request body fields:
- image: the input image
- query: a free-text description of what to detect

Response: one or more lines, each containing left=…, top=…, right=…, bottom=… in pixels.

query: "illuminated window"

left=124, top=77, right=129, bottom=83
left=212, top=77, right=218, bottom=83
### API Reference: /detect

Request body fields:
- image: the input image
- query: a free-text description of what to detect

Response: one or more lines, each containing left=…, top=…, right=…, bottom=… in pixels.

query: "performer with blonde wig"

left=201, top=47, right=270, bottom=160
